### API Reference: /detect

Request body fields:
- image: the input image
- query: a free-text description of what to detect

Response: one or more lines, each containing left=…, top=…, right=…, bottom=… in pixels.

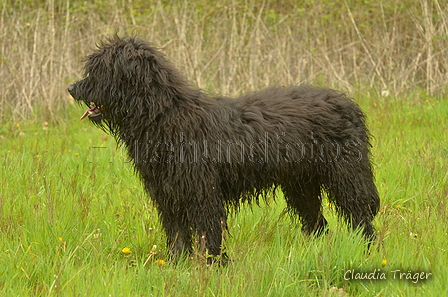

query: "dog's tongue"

left=80, top=105, right=101, bottom=120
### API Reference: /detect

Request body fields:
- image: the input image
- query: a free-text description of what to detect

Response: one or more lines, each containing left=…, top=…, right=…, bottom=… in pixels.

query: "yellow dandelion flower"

left=58, top=237, right=63, bottom=243
left=122, top=247, right=131, bottom=254
left=326, top=202, right=332, bottom=209
left=155, top=259, right=165, bottom=266
left=74, top=153, right=79, bottom=157
left=34, top=155, right=40, bottom=159
left=16, top=123, right=20, bottom=128
left=373, top=103, right=377, bottom=107
left=396, top=205, right=401, bottom=210
left=382, top=259, right=387, bottom=267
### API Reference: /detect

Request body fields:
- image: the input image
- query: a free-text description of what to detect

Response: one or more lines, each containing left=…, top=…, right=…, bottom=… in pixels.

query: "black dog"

left=68, top=36, right=379, bottom=262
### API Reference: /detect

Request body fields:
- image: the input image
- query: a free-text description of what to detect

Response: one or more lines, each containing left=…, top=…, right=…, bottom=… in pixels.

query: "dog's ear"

left=146, top=53, right=169, bottom=85
left=116, top=45, right=170, bottom=87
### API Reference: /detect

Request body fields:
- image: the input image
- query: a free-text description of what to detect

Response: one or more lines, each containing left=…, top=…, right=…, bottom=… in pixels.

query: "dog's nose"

left=68, top=84, right=75, bottom=95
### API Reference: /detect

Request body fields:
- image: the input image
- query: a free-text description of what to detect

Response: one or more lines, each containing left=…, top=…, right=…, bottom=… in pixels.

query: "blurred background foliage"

left=0, top=0, right=446, bottom=122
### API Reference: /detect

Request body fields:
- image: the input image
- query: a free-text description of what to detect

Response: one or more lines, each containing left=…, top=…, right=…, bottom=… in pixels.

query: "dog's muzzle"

left=68, top=84, right=104, bottom=121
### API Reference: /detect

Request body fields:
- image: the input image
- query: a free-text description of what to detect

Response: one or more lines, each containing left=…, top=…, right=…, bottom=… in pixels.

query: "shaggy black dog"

left=68, top=36, right=379, bottom=262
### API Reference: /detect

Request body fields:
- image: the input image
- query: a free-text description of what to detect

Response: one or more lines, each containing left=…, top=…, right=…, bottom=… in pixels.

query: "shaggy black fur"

left=68, top=36, right=380, bottom=262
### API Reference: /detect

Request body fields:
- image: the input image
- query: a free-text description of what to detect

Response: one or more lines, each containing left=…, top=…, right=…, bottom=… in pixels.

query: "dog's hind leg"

left=322, top=161, right=380, bottom=242
left=282, top=178, right=328, bottom=236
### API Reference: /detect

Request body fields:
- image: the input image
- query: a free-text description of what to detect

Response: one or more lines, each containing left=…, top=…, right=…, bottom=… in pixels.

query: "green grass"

left=0, top=97, right=447, bottom=296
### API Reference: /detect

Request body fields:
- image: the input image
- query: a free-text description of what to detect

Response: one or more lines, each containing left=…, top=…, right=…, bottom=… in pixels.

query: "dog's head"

left=68, top=36, right=170, bottom=132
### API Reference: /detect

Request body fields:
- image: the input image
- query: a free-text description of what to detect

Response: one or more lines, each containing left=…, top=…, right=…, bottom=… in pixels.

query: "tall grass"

left=0, top=0, right=447, bottom=123
left=0, top=99, right=447, bottom=295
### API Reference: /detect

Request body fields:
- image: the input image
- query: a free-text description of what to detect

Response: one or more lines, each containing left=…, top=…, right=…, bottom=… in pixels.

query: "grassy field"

left=1, top=0, right=447, bottom=295
left=0, top=97, right=446, bottom=296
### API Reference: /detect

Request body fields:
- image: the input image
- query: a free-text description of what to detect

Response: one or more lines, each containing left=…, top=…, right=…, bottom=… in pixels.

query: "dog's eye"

left=83, top=73, right=95, bottom=81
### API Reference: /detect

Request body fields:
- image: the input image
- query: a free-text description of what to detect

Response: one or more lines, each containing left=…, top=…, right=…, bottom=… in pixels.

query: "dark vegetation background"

left=1, top=0, right=447, bottom=123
